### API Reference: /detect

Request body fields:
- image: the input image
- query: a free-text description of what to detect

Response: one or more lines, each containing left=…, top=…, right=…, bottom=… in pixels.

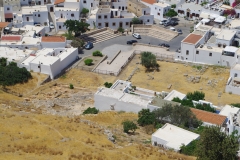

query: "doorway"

left=50, top=6, right=54, bottom=12
left=61, top=14, right=63, bottom=18
left=144, top=11, right=146, bottom=15
left=26, top=17, right=29, bottom=21
left=105, top=22, right=108, bottom=27
left=122, top=6, right=124, bottom=10
left=119, top=22, right=122, bottom=28
left=187, top=12, right=190, bottom=17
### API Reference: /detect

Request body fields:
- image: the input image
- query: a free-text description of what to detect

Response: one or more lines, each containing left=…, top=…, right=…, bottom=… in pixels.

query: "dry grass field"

left=0, top=107, right=196, bottom=160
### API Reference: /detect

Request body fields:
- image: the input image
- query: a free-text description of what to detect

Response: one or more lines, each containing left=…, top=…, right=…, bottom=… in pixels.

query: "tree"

left=81, top=8, right=89, bottom=15
left=64, top=20, right=90, bottom=36
left=117, top=27, right=124, bottom=33
left=137, top=109, right=155, bottom=126
left=92, top=50, right=103, bottom=57
left=141, top=52, right=159, bottom=71
left=84, top=59, right=93, bottom=66
left=196, top=126, right=239, bottom=160
left=122, top=120, right=137, bottom=133
left=131, top=17, right=142, bottom=24
left=0, top=57, right=7, bottom=67
left=83, top=107, right=99, bottom=114
left=71, top=38, right=85, bottom=48
left=165, top=9, right=178, bottom=18
left=180, top=139, right=198, bottom=156
left=62, top=31, right=75, bottom=40
left=104, top=82, right=112, bottom=88
left=171, top=4, right=176, bottom=8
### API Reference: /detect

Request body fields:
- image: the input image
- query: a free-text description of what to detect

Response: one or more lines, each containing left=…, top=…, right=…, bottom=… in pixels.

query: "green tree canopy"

left=71, top=38, right=85, bottom=48
left=196, top=126, right=239, bottom=160
left=141, top=52, right=159, bottom=71
left=171, top=4, right=176, bottom=8
left=83, top=107, right=99, bottom=114
left=187, top=91, right=205, bottom=101
left=131, top=17, right=142, bottom=24
left=122, top=120, right=137, bottom=133
left=137, top=109, right=156, bottom=126
left=165, top=9, right=178, bottom=17
left=64, top=20, right=90, bottom=36
left=81, top=8, right=89, bottom=15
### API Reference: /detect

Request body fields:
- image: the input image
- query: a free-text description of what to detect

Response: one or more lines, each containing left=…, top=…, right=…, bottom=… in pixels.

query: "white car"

left=49, top=22, right=55, bottom=29
left=169, top=27, right=176, bottom=31
left=132, top=33, right=141, bottom=39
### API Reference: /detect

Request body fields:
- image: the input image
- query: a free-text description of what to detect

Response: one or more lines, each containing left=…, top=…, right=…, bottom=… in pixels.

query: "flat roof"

left=20, top=25, right=45, bottom=34
left=41, top=36, right=66, bottom=42
left=150, top=97, right=180, bottom=107
left=0, top=22, right=9, bottom=28
left=21, top=55, right=36, bottom=65
left=97, top=6, right=111, bottom=14
left=22, top=37, right=41, bottom=45
left=224, top=46, right=238, bottom=52
left=220, top=4, right=233, bottom=10
left=178, top=2, right=203, bottom=10
left=129, top=0, right=148, bottom=8
left=230, top=19, right=240, bottom=29
left=31, top=54, right=59, bottom=65
left=153, top=2, right=170, bottom=8
left=120, top=93, right=150, bottom=107
left=0, top=47, right=33, bottom=62
left=233, top=64, right=240, bottom=71
left=182, top=34, right=203, bottom=45
left=111, top=80, right=131, bottom=91
left=164, top=90, right=186, bottom=101
left=22, top=6, right=48, bottom=15
left=96, top=88, right=124, bottom=99
left=197, top=45, right=223, bottom=53
left=191, top=108, right=226, bottom=125
left=216, top=30, right=236, bottom=40
left=219, top=105, right=240, bottom=117
left=152, top=123, right=200, bottom=151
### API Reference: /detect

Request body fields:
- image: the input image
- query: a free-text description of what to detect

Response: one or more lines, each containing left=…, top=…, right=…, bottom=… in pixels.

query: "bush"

left=131, top=17, right=142, bottom=24
left=180, top=139, right=198, bottom=156
left=171, top=4, right=176, bottom=8
left=104, top=82, right=112, bottom=88
left=117, top=27, right=124, bottom=33
left=92, top=50, right=103, bottom=57
left=231, top=103, right=240, bottom=108
left=81, top=8, right=89, bottom=14
left=122, top=120, right=137, bottom=133
left=84, top=59, right=93, bottom=66
left=165, top=9, right=178, bottom=17
left=137, top=109, right=156, bottom=126
left=83, top=107, right=99, bottom=114
left=69, top=83, right=74, bottom=89
left=187, top=91, right=205, bottom=101
left=0, top=58, right=32, bottom=86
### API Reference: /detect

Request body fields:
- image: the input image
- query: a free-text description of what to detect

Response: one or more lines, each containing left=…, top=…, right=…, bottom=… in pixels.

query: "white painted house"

left=151, top=123, right=200, bottom=151
left=19, top=47, right=78, bottom=78
left=226, top=109, right=240, bottom=136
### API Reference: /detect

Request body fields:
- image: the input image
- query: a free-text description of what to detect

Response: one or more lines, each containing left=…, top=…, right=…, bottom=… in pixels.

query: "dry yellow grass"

left=0, top=108, right=196, bottom=160
left=117, top=55, right=240, bottom=106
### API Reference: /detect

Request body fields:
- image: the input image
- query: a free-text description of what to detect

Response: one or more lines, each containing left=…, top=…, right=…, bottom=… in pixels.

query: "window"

left=71, top=14, right=74, bottom=17
left=147, top=19, right=149, bottom=22
left=209, top=53, right=212, bottom=56
left=83, top=0, right=86, bottom=3
left=159, top=9, right=161, bottom=11
left=7, top=8, right=9, bottom=10
left=14, top=15, right=16, bottom=18
left=196, top=51, right=199, bottom=54
left=98, top=23, right=101, bottom=26
left=158, top=12, right=160, bottom=16
left=59, top=26, right=61, bottom=29
left=112, top=22, right=116, bottom=26
left=155, top=7, right=157, bottom=10
left=186, top=50, right=189, bottom=55
left=119, top=6, right=121, bottom=9
left=126, top=22, right=129, bottom=25
left=186, top=58, right=188, bottom=60
left=104, top=15, right=107, bottom=19
left=38, top=14, right=40, bottom=17
left=98, top=15, right=101, bottom=19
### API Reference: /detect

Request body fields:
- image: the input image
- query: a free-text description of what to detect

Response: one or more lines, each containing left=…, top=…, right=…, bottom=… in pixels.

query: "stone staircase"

left=81, top=28, right=121, bottom=44
left=133, top=25, right=178, bottom=42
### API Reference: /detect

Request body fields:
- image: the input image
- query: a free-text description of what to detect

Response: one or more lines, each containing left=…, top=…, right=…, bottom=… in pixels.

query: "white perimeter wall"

left=41, top=41, right=66, bottom=48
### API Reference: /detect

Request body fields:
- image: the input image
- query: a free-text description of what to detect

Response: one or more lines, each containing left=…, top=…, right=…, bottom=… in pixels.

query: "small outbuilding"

left=151, top=123, right=200, bottom=151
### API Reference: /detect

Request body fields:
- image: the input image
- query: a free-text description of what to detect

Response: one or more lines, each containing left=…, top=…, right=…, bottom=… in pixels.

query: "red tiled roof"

left=191, top=108, right=227, bottom=126
left=54, top=0, right=65, bottom=5
left=0, top=22, right=10, bottom=28
left=41, top=36, right=66, bottom=42
left=1, top=36, right=22, bottom=41
left=182, top=34, right=203, bottom=44
left=142, top=0, right=157, bottom=4
left=5, top=13, right=13, bottom=18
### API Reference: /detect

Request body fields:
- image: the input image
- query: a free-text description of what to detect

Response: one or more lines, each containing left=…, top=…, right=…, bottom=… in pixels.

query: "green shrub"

left=180, top=139, right=198, bottom=156
left=92, top=50, right=103, bottom=57
left=231, top=103, right=240, bottom=108
left=171, top=4, right=176, bottom=8
left=83, top=107, right=99, bottom=114
left=104, top=82, right=112, bottom=88
left=0, top=58, right=32, bottom=86
left=117, top=27, right=124, bottom=33
left=81, top=8, right=89, bottom=14
left=69, top=83, right=74, bottom=89
left=84, top=59, right=93, bottom=66
left=187, top=91, right=205, bottom=101
left=122, top=120, right=137, bottom=133
left=137, top=109, right=155, bottom=126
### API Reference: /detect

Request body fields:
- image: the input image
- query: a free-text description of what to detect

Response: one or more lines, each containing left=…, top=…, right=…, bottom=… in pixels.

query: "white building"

left=226, top=109, right=240, bottom=136
left=163, top=90, right=186, bottom=101
left=151, top=123, right=200, bottom=151
left=94, top=80, right=180, bottom=113
left=219, top=105, right=240, bottom=117
left=150, top=2, right=171, bottom=21
left=19, top=47, right=78, bottom=78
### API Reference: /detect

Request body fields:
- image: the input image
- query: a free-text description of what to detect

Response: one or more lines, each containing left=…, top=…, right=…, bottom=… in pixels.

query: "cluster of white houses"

left=95, top=79, right=240, bottom=151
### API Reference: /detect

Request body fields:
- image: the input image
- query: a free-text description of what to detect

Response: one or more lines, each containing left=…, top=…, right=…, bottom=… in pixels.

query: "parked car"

left=84, top=41, right=93, bottom=50
left=132, top=33, right=141, bottom=39
left=169, top=20, right=178, bottom=26
left=127, top=40, right=138, bottom=45
left=160, top=20, right=167, bottom=25
left=164, top=22, right=171, bottom=27
left=169, top=27, right=176, bottom=31
left=159, top=43, right=170, bottom=48
left=49, top=22, right=55, bottom=29
left=177, top=29, right=182, bottom=34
